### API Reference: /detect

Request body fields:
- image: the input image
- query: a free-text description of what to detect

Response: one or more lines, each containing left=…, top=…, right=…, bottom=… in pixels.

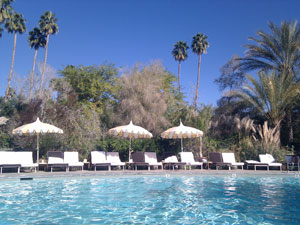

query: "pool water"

left=0, top=175, right=300, bottom=224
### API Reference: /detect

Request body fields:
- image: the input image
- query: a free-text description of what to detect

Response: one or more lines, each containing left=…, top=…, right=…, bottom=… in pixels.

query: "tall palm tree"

left=191, top=33, right=209, bottom=108
left=239, top=21, right=300, bottom=75
left=28, top=27, right=46, bottom=99
left=172, top=41, right=188, bottom=92
left=4, top=12, right=26, bottom=102
left=38, top=11, right=58, bottom=97
left=235, top=70, right=300, bottom=141
left=0, top=0, right=14, bottom=37
left=238, top=20, right=300, bottom=144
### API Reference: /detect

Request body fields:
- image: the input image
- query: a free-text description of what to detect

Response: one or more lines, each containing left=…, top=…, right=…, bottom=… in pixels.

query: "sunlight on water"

left=0, top=175, right=299, bottom=224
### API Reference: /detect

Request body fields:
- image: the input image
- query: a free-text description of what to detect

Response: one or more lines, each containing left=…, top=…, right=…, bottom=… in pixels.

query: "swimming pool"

left=0, top=174, right=299, bottom=224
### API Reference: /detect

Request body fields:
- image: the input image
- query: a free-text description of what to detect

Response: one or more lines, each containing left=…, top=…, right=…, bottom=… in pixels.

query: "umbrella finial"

left=180, top=119, right=183, bottom=126
left=36, top=117, right=41, bottom=122
left=129, top=120, right=133, bottom=125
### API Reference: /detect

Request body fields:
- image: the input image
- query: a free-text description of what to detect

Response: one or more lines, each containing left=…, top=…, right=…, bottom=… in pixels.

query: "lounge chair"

left=179, top=152, right=203, bottom=170
left=0, top=151, right=37, bottom=174
left=47, top=151, right=69, bottom=172
left=144, top=152, right=163, bottom=170
left=64, top=152, right=84, bottom=171
left=221, top=152, right=244, bottom=170
left=162, top=155, right=186, bottom=170
left=91, top=151, right=111, bottom=171
left=209, top=152, right=232, bottom=170
left=286, top=155, right=299, bottom=171
left=246, top=154, right=282, bottom=171
left=130, top=151, right=150, bottom=170
left=106, top=152, right=125, bottom=170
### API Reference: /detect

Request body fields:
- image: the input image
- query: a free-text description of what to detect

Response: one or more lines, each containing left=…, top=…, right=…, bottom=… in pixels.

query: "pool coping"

left=0, top=169, right=299, bottom=180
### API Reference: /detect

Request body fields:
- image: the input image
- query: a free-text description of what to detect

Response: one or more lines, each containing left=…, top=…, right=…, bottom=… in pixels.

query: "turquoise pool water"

left=0, top=175, right=300, bottom=224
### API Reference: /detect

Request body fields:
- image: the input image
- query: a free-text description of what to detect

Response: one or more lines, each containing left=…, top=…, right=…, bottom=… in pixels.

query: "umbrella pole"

left=181, top=137, right=183, bottom=152
left=37, top=133, right=39, bottom=165
left=129, top=136, right=132, bottom=162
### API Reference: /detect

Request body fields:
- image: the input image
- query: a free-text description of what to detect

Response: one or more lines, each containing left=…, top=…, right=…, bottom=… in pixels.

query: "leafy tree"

left=56, top=64, right=119, bottom=112
left=191, top=33, right=209, bottom=108
left=4, top=12, right=26, bottom=102
left=116, top=62, right=177, bottom=135
left=0, top=0, right=14, bottom=37
left=28, top=27, right=46, bottom=99
left=233, top=70, right=300, bottom=142
left=215, top=55, right=245, bottom=91
left=38, top=11, right=58, bottom=97
left=172, top=41, right=189, bottom=92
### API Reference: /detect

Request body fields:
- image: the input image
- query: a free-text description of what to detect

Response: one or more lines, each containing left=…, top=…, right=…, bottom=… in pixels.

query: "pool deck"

left=0, top=169, right=299, bottom=180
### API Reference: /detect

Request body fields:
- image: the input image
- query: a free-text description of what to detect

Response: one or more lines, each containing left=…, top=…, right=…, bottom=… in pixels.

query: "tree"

left=215, top=55, right=245, bottom=91
left=4, top=12, right=26, bottom=102
left=28, top=27, right=46, bottom=99
left=191, top=33, right=209, bottom=108
left=55, top=64, right=119, bottom=113
left=38, top=11, right=58, bottom=97
left=172, top=41, right=188, bottom=92
left=234, top=70, right=300, bottom=142
left=116, top=62, right=176, bottom=135
left=239, top=21, right=300, bottom=76
left=0, top=0, right=14, bottom=37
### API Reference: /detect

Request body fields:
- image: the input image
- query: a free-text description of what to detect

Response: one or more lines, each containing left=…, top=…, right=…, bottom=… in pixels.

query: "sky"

left=1, top=0, right=300, bottom=106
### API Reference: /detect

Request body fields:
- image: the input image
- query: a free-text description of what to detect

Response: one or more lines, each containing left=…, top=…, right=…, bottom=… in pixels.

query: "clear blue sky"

left=1, top=0, right=300, bottom=105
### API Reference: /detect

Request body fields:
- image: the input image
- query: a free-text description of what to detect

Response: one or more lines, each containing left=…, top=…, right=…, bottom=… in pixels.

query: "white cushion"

left=91, top=151, right=107, bottom=164
left=107, top=152, right=125, bottom=166
left=180, top=152, right=202, bottom=166
left=64, top=152, right=83, bottom=167
left=222, top=153, right=236, bottom=163
left=48, top=156, right=64, bottom=164
left=145, top=152, right=158, bottom=163
left=0, top=151, right=36, bottom=167
left=259, top=154, right=275, bottom=164
left=164, top=156, right=179, bottom=163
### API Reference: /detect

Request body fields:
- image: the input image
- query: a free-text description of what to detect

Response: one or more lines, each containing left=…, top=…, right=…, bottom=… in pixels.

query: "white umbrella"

left=161, top=121, right=203, bottom=153
left=108, top=121, right=153, bottom=161
left=12, top=117, right=63, bottom=164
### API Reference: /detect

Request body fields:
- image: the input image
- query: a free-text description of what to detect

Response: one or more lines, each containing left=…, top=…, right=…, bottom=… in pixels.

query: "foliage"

left=116, top=62, right=178, bottom=135
left=215, top=55, right=246, bottom=91
left=0, top=0, right=14, bottom=37
left=56, top=64, right=119, bottom=113
left=233, top=70, right=300, bottom=127
left=239, top=21, right=300, bottom=75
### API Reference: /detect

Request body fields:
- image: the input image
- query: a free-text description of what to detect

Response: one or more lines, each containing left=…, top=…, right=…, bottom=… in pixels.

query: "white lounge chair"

left=48, top=151, right=69, bottom=172
left=91, top=151, right=111, bottom=171
left=179, top=152, right=203, bottom=170
left=64, top=152, right=84, bottom=171
left=106, top=152, right=125, bottom=170
left=163, top=155, right=186, bottom=170
left=0, top=151, right=37, bottom=174
left=222, top=152, right=244, bottom=170
left=144, top=152, right=163, bottom=170
left=246, top=154, right=282, bottom=171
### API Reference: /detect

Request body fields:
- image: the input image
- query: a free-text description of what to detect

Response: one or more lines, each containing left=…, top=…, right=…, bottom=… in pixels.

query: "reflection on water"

left=0, top=175, right=299, bottom=224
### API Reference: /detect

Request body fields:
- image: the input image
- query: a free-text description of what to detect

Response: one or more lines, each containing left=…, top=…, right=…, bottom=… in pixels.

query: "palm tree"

left=239, top=21, right=300, bottom=75
left=4, top=12, right=26, bottom=102
left=235, top=70, right=300, bottom=142
left=0, top=0, right=14, bottom=37
left=38, top=11, right=58, bottom=96
left=28, top=27, right=46, bottom=99
left=238, top=20, right=300, bottom=144
left=191, top=33, right=209, bottom=108
left=172, top=41, right=188, bottom=92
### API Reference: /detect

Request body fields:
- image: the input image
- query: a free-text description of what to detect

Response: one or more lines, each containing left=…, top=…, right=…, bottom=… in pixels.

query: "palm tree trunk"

left=39, top=34, right=49, bottom=97
left=5, top=32, right=17, bottom=103
left=29, top=49, right=38, bottom=100
left=287, top=110, right=293, bottom=145
left=194, top=54, right=202, bottom=109
left=178, top=61, right=181, bottom=92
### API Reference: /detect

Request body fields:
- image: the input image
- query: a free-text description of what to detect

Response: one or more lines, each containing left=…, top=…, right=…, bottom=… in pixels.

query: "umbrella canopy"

left=161, top=121, right=203, bottom=152
left=108, top=121, right=152, bottom=161
left=13, top=117, right=63, bottom=164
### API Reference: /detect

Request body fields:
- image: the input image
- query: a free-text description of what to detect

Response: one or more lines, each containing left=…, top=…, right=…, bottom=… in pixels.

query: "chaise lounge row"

left=0, top=150, right=283, bottom=174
